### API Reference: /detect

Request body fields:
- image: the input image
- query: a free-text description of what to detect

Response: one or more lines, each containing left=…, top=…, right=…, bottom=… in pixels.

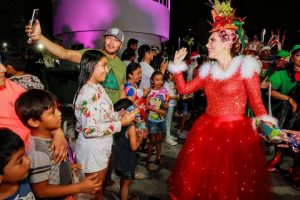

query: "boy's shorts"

left=148, top=120, right=166, bottom=134
left=115, top=169, right=135, bottom=180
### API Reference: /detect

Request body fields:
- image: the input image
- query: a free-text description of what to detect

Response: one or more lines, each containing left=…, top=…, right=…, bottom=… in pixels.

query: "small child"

left=15, top=89, right=100, bottom=199
left=0, top=128, right=35, bottom=200
left=113, top=98, right=147, bottom=200
left=123, top=62, right=150, bottom=119
left=146, top=71, right=169, bottom=171
left=163, top=70, right=179, bottom=145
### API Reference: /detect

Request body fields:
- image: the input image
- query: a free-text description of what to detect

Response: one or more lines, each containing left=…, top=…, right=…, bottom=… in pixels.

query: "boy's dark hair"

left=138, top=44, right=151, bottom=63
left=121, top=48, right=136, bottom=61
left=0, top=128, right=24, bottom=174
left=15, top=89, right=57, bottom=128
left=2, top=51, right=26, bottom=71
left=127, top=38, right=138, bottom=48
left=114, top=98, right=134, bottom=112
left=126, top=62, right=141, bottom=80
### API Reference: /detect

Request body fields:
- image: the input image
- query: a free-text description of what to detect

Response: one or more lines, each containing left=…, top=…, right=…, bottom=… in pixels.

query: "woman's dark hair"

left=15, top=89, right=57, bottom=128
left=121, top=48, right=136, bottom=61
left=127, top=38, right=138, bottom=48
left=126, top=62, right=141, bottom=80
left=138, top=44, right=151, bottom=63
left=0, top=128, right=24, bottom=174
left=74, top=50, right=106, bottom=101
left=114, top=98, right=133, bottom=112
left=286, top=48, right=300, bottom=82
left=163, top=70, right=171, bottom=82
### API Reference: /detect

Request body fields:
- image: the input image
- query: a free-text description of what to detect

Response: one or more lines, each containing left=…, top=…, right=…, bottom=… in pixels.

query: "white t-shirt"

left=164, top=81, right=177, bottom=107
left=139, top=61, right=154, bottom=90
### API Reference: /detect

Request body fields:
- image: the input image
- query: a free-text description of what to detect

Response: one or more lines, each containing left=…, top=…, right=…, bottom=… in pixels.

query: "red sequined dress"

left=168, top=56, right=275, bottom=200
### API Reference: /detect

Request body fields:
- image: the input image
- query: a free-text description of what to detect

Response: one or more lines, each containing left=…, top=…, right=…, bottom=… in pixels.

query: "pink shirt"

left=0, top=79, right=30, bottom=142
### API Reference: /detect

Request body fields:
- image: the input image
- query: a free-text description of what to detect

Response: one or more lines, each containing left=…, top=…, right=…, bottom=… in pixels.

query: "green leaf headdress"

left=207, top=0, right=246, bottom=48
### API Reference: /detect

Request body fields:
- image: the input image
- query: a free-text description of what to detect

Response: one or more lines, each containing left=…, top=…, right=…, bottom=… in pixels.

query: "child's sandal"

left=146, top=161, right=157, bottom=171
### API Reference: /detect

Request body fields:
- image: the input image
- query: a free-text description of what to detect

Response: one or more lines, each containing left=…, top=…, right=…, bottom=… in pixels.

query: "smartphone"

left=30, top=9, right=39, bottom=26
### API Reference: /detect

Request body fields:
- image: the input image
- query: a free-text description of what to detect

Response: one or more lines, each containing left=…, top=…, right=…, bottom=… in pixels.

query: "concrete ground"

left=103, top=121, right=300, bottom=200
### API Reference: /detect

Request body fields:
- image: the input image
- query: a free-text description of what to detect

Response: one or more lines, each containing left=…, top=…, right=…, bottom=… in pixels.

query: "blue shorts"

left=115, top=169, right=135, bottom=180
left=148, top=120, right=166, bottom=134
left=181, top=102, right=188, bottom=115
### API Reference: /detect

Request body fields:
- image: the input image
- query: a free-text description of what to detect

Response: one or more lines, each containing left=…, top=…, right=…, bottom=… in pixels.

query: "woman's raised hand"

left=174, top=48, right=188, bottom=65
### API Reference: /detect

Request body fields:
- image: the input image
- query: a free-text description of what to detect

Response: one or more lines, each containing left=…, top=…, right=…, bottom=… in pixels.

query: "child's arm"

left=49, top=128, right=67, bottom=164
left=169, top=95, right=179, bottom=100
left=146, top=96, right=166, bottom=115
left=127, top=125, right=145, bottom=151
left=30, top=176, right=100, bottom=198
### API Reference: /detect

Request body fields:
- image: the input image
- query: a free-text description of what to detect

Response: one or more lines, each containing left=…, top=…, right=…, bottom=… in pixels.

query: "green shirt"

left=268, top=70, right=296, bottom=111
left=79, top=49, right=126, bottom=103
left=268, top=70, right=296, bottom=95
left=102, top=56, right=126, bottom=103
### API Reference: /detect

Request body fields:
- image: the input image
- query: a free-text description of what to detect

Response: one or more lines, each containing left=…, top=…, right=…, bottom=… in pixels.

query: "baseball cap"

left=104, top=28, right=124, bottom=43
left=291, top=45, right=300, bottom=53
left=276, top=50, right=290, bottom=62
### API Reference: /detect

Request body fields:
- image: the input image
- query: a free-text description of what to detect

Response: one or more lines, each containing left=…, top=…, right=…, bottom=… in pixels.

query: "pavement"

left=103, top=121, right=300, bottom=200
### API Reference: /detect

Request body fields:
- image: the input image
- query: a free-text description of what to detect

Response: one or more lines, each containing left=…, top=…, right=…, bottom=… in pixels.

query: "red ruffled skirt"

left=169, top=114, right=272, bottom=200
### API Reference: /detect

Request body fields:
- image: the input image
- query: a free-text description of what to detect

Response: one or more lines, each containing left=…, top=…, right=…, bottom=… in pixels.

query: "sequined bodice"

left=204, top=73, right=248, bottom=116
left=174, top=57, right=267, bottom=117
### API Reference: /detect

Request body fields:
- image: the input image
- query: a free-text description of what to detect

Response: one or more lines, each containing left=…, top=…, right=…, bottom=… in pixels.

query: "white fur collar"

left=198, top=55, right=262, bottom=80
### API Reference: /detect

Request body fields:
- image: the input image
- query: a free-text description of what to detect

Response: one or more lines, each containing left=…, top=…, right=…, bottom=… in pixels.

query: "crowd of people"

left=1, top=0, right=300, bottom=200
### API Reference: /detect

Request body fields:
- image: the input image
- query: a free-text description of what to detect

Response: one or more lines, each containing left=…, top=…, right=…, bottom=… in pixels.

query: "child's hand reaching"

left=143, top=88, right=151, bottom=98
left=163, top=102, right=169, bottom=109
left=70, top=163, right=82, bottom=171
left=79, top=174, right=101, bottom=193
left=137, top=129, right=148, bottom=139
left=120, top=112, right=135, bottom=126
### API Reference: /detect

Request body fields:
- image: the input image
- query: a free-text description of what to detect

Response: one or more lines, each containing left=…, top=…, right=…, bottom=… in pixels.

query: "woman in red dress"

left=168, top=1, right=276, bottom=199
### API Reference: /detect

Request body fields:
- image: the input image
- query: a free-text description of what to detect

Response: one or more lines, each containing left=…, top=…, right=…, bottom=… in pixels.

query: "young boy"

left=113, top=98, right=147, bottom=200
left=0, top=128, right=35, bottom=200
left=15, top=89, right=100, bottom=199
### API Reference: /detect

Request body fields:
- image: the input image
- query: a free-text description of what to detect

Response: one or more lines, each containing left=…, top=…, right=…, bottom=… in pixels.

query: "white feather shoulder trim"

left=198, top=62, right=211, bottom=78
left=168, top=62, right=188, bottom=74
left=240, top=56, right=262, bottom=78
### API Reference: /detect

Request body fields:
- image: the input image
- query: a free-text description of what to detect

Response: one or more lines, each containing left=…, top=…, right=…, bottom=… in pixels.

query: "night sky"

left=0, top=0, right=299, bottom=51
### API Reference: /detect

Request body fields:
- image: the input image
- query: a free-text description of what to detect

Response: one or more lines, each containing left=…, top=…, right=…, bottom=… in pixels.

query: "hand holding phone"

left=29, top=9, right=39, bottom=27
left=27, top=9, right=39, bottom=44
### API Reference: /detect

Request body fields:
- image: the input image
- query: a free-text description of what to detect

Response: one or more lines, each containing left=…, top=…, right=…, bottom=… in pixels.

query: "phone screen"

left=30, top=9, right=39, bottom=26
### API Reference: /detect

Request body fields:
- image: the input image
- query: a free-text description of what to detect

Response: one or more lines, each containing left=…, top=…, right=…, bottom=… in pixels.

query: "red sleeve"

left=243, top=72, right=267, bottom=116
left=174, top=73, right=204, bottom=95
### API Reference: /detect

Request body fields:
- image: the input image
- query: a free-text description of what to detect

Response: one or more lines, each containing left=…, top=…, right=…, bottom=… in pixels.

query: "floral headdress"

left=207, top=0, right=246, bottom=48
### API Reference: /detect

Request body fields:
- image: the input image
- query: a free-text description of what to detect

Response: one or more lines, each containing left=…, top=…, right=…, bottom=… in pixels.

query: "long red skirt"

left=168, top=114, right=273, bottom=200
